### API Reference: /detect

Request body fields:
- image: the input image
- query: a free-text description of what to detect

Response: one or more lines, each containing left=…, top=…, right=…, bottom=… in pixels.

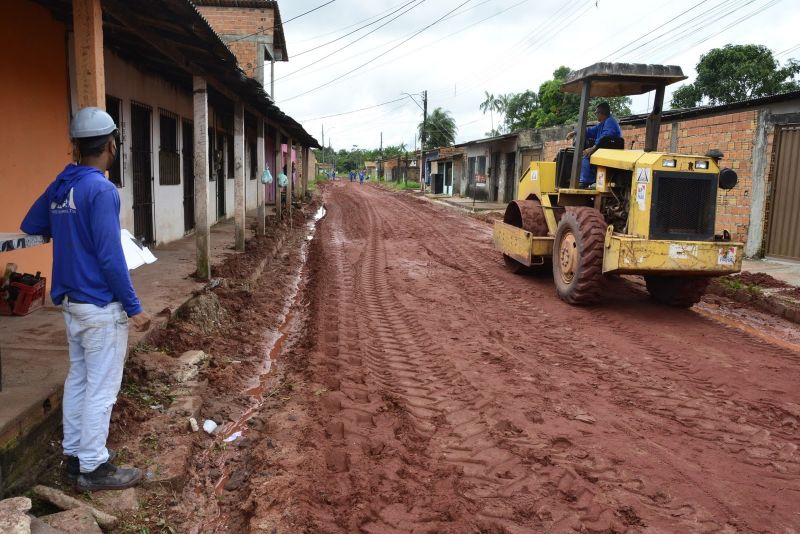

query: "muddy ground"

left=107, top=182, right=799, bottom=533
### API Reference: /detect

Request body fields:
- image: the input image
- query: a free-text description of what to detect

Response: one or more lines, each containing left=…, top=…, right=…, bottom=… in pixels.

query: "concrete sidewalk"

left=429, top=194, right=507, bottom=212
left=0, top=217, right=249, bottom=494
left=742, top=257, right=800, bottom=287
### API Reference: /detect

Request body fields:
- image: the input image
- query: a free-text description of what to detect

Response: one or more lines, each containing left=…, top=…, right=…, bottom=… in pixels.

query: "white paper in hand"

left=121, top=229, right=157, bottom=270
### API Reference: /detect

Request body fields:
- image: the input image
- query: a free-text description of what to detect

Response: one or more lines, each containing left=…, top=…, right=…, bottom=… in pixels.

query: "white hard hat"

left=70, top=107, right=117, bottom=139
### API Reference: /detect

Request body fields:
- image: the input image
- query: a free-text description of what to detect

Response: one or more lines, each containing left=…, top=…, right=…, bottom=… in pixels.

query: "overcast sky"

left=273, top=0, right=800, bottom=151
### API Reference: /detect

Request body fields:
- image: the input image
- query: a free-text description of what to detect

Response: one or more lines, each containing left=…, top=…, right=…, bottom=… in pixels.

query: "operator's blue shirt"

left=21, top=164, right=142, bottom=317
left=585, top=115, right=622, bottom=146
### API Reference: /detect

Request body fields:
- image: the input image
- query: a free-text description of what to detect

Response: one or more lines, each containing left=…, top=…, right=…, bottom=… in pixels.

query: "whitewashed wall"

left=67, top=44, right=266, bottom=245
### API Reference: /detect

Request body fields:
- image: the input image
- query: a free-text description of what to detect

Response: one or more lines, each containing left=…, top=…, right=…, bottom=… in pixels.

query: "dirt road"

left=228, top=182, right=800, bottom=533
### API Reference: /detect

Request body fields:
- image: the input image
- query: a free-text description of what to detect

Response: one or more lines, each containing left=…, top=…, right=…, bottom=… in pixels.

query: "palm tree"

left=480, top=91, right=497, bottom=131
left=418, top=107, right=457, bottom=149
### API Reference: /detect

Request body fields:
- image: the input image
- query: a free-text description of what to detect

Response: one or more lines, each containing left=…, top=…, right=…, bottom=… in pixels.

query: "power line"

left=226, top=0, right=337, bottom=45
left=634, top=0, right=776, bottom=63
left=627, top=0, right=756, bottom=61
left=598, top=0, right=713, bottom=61
left=281, top=0, right=476, bottom=103
left=291, top=0, right=417, bottom=45
left=291, top=0, right=422, bottom=59
left=270, top=0, right=426, bottom=81
left=776, top=42, right=800, bottom=58
left=269, top=0, right=499, bottom=83
left=300, top=96, right=410, bottom=121
left=656, top=0, right=783, bottom=62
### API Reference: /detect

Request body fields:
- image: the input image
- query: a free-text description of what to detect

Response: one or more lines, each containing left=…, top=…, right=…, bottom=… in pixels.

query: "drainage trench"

left=212, top=206, right=326, bottom=496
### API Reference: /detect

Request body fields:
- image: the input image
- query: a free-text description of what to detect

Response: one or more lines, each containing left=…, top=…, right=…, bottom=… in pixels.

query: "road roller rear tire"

left=645, top=276, right=710, bottom=307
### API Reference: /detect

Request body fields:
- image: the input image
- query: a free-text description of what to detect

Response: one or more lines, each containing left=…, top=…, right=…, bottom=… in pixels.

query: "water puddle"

left=212, top=205, right=326, bottom=496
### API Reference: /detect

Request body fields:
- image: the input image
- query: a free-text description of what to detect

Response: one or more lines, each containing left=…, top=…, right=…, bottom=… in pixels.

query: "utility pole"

left=421, top=89, right=428, bottom=192
left=321, top=125, right=325, bottom=163
left=379, top=131, right=383, bottom=180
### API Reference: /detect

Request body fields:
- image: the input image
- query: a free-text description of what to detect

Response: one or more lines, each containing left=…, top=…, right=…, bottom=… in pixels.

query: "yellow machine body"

left=494, top=149, right=744, bottom=276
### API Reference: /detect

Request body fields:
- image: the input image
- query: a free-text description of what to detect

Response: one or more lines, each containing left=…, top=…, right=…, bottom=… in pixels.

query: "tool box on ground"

left=1, top=263, right=47, bottom=316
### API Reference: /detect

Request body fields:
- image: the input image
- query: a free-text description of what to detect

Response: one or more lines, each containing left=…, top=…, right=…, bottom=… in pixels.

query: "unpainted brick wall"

left=196, top=6, right=274, bottom=76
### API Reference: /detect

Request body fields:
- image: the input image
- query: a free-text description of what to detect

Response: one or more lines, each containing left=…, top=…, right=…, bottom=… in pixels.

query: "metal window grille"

left=159, top=110, right=180, bottom=186
left=105, top=95, right=123, bottom=187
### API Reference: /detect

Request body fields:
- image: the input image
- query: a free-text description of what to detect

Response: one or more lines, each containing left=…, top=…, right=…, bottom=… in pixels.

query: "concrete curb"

left=707, top=284, right=800, bottom=325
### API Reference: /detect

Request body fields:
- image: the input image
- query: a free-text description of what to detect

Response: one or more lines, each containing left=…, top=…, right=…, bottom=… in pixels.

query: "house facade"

left=0, top=0, right=319, bottom=282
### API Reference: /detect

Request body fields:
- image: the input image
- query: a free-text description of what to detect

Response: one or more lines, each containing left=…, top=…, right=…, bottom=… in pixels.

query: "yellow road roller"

left=493, top=63, right=743, bottom=306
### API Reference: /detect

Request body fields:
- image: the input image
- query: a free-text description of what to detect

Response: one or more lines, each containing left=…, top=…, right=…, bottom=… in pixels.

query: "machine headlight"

left=695, top=160, right=709, bottom=169
left=662, top=159, right=677, bottom=168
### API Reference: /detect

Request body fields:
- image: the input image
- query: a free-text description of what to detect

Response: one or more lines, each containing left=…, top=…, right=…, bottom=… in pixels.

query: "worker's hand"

left=582, top=147, right=595, bottom=158
left=566, top=131, right=576, bottom=141
left=130, top=311, right=152, bottom=332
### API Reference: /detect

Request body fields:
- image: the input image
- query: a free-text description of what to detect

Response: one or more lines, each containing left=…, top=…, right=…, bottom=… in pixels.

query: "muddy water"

left=212, top=206, right=326, bottom=496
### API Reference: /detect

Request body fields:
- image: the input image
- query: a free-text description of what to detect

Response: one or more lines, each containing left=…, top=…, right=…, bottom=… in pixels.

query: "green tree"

left=670, top=44, right=800, bottom=108
left=419, top=107, right=457, bottom=148
left=480, top=67, right=631, bottom=133
left=503, top=90, right=539, bottom=131
left=531, top=66, right=631, bottom=128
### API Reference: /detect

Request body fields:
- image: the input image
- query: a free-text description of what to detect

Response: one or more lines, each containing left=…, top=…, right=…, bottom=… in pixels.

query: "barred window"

left=159, top=110, right=180, bottom=185
left=105, top=95, right=123, bottom=187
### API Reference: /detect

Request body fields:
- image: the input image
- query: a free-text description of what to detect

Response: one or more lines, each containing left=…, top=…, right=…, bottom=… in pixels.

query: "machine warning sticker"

left=669, top=244, right=698, bottom=260
left=718, top=247, right=737, bottom=265
left=636, top=168, right=651, bottom=183
left=530, top=169, right=539, bottom=181
left=596, top=168, right=606, bottom=189
left=636, top=183, right=647, bottom=211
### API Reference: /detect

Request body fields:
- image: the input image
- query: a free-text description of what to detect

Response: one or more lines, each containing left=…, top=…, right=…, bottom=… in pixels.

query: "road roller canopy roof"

left=561, top=63, right=687, bottom=97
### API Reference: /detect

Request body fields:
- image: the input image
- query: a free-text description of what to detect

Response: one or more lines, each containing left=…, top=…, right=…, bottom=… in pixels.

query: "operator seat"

left=555, top=136, right=625, bottom=188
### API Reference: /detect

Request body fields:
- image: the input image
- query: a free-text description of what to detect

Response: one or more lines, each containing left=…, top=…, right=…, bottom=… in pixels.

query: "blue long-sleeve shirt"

left=585, top=116, right=622, bottom=147
left=21, top=164, right=142, bottom=317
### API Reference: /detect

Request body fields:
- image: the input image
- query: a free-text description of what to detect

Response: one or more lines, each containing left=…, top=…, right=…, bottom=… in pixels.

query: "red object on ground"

left=0, top=277, right=46, bottom=316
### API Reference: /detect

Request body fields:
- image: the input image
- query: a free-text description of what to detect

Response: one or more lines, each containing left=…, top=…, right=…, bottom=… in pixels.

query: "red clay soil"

left=196, top=183, right=800, bottom=533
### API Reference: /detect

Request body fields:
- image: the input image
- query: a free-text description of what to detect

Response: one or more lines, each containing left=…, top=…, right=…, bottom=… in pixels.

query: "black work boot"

left=76, top=462, right=141, bottom=492
left=64, top=449, right=117, bottom=484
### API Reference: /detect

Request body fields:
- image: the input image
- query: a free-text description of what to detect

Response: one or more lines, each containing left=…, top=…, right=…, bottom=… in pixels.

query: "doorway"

left=130, top=102, right=154, bottom=244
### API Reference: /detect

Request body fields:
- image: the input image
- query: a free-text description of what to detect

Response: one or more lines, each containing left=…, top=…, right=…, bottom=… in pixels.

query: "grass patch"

left=716, top=276, right=764, bottom=296
left=384, top=179, right=420, bottom=191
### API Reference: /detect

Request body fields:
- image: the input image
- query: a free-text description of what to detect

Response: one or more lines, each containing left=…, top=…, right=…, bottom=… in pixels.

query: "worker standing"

left=21, top=107, right=151, bottom=492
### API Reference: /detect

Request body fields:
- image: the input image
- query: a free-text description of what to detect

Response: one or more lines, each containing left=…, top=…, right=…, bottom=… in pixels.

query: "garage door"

left=767, top=126, right=800, bottom=260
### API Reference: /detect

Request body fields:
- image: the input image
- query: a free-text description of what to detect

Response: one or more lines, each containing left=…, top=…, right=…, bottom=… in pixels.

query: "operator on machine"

left=566, top=101, right=622, bottom=188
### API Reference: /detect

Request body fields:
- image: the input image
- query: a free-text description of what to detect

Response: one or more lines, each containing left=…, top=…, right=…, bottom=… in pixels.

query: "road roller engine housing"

left=492, top=62, right=743, bottom=306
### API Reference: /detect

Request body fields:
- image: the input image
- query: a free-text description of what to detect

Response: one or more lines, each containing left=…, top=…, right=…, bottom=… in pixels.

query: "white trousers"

left=61, top=298, right=128, bottom=473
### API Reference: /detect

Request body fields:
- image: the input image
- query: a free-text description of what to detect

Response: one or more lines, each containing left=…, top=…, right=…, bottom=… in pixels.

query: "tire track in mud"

left=366, top=185, right=800, bottom=532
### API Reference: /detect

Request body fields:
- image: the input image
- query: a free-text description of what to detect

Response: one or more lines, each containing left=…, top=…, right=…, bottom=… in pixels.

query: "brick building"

left=194, top=0, right=288, bottom=99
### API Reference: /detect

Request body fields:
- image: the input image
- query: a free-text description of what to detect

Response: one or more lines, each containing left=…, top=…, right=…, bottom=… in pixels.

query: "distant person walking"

left=21, top=107, right=151, bottom=492
left=359, top=170, right=365, bottom=184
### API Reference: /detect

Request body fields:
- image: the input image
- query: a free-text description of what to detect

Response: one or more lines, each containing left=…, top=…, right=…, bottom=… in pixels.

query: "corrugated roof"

left=620, top=89, right=800, bottom=125
left=33, top=0, right=316, bottom=147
